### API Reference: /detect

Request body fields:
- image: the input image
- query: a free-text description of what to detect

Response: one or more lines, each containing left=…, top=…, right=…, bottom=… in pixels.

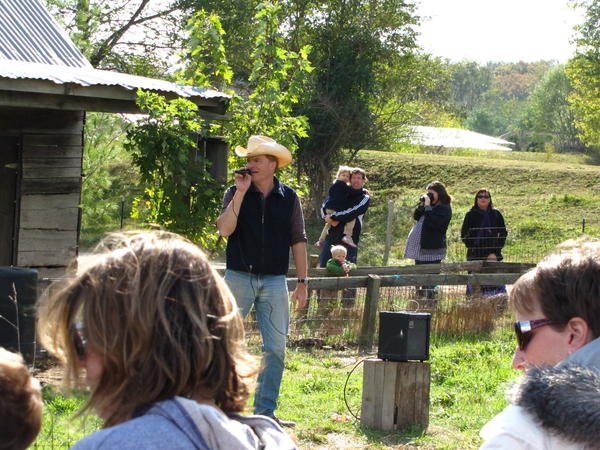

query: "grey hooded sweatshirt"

left=72, top=397, right=297, bottom=450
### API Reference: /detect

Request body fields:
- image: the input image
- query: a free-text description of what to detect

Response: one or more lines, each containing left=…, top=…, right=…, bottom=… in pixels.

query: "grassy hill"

left=307, top=149, right=600, bottom=265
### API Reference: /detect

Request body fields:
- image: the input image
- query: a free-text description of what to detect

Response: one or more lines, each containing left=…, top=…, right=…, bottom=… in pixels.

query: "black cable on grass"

left=343, top=357, right=369, bottom=422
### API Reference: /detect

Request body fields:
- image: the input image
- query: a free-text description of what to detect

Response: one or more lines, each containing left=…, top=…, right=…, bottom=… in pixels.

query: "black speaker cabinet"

left=378, top=311, right=431, bottom=362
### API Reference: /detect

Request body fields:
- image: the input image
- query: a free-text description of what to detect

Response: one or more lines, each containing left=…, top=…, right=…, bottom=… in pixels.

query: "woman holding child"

left=37, top=231, right=296, bottom=449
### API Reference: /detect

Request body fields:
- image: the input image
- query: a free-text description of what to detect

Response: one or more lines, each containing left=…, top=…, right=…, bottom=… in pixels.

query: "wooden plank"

left=20, top=207, right=79, bottom=230
left=380, top=273, right=521, bottom=287
left=17, top=249, right=76, bottom=267
left=396, top=362, right=416, bottom=429
left=359, top=275, right=381, bottom=352
left=21, top=145, right=82, bottom=158
left=0, top=89, right=227, bottom=118
left=372, top=359, right=384, bottom=428
left=286, top=273, right=522, bottom=290
left=17, top=229, right=77, bottom=252
left=0, top=109, right=83, bottom=134
left=22, top=157, right=82, bottom=168
left=414, top=363, right=430, bottom=429
left=279, top=261, right=535, bottom=278
left=22, top=134, right=83, bottom=147
left=380, top=361, right=398, bottom=430
left=20, top=194, right=80, bottom=210
left=21, top=178, right=81, bottom=194
left=22, top=167, right=82, bottom=178
left=360, top=359, right=377, bottom=428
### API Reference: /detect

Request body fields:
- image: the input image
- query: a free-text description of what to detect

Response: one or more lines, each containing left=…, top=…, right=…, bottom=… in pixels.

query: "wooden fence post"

left=359, top=274, right=381, bottom=352
left=383, top=200, right=394, bottom=265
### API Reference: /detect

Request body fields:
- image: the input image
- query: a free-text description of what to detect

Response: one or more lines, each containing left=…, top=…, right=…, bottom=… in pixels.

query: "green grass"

left=33, top=324, right=518, bottom=449
left=33, top=388, right=101, bottom=449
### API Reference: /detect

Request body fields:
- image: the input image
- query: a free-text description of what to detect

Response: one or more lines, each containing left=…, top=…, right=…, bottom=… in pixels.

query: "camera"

left=419, top=192, right=434, bottom=203
left=234, top=167, right=253, bottom=176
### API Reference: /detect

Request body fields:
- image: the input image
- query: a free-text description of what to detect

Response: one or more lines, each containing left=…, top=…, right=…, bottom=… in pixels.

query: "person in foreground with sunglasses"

left=480, top=240, right=600, bottom=449
left=37, top=231, right=297, bottom=449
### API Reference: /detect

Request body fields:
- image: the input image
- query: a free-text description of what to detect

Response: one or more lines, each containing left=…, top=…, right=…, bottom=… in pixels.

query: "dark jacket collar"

left=249, top=177, right=284, bottom=197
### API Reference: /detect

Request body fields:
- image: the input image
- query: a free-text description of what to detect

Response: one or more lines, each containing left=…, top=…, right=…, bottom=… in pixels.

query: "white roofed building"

left=408, top=126, right=514, bottom=151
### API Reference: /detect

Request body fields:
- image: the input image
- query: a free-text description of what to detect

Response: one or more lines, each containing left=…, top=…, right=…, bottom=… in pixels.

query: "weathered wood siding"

left=0, top=108, right=83, bottom=277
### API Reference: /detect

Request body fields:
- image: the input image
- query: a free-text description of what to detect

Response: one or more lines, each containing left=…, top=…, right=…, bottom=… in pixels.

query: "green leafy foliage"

left=125, top=91, right=224, bottom=249
left=516, top=65, right=580, bottom=152
left=80, top=113, right=142, bottom=248
left=566, top=0, right=600, bottom=157
left=177, top=10, right=233, bottom=91
left=293, top=0, right=420, bottom=210
left=223, top=1, right=312, bottom=193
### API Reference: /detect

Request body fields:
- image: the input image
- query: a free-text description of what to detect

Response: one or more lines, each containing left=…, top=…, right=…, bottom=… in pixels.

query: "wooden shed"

left=0, top=0, right=229, bottom=279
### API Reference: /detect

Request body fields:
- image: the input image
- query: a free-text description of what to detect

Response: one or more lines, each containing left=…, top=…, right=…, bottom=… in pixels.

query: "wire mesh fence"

left=244, top=281, right=510, bottom=348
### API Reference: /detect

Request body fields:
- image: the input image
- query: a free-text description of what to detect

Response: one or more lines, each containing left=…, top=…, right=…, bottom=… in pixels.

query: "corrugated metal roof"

left=0, top=0, right=90, bottom=68
left=0, top=59, right=228, bottom=100
left=0, top=0, right=228, bottom=102
left=408, top=126, right=514, bottom=151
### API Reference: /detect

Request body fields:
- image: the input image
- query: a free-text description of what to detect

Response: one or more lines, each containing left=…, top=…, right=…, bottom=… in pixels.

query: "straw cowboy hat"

left=234, top=135, right=292, bottom=168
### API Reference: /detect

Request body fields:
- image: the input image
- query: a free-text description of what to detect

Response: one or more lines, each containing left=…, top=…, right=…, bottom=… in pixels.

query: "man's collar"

left=249, top=177, right=284, bottom=197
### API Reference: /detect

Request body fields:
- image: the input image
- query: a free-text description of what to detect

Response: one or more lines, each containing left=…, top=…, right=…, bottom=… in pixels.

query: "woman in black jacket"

left=404, top=181, right=452, bottom=299
left=461, top=188, right=507, bottom=261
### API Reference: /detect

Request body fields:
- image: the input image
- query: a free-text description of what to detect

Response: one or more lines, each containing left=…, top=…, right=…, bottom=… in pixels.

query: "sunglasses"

left=477, top=194, right=490, bottom=199
left=514, top=319, right=562, bottom=351
left=70, top=321, right=87, bottom=359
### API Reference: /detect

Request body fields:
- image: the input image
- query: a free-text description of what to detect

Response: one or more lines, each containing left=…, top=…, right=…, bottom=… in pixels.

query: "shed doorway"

left=0, top=136, right=19, bottom=265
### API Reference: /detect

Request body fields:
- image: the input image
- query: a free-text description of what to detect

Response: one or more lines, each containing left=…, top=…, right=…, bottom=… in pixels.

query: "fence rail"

left=237, top=261, right=533, bottom=349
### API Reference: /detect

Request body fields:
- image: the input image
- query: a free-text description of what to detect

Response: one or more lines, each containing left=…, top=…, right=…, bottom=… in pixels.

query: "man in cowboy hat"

left=217, top=135, right=307, bottom=427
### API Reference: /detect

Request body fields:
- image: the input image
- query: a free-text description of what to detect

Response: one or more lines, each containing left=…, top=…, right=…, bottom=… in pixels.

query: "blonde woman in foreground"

left=480, top=240, right=600, bottom=449
left=37, top=231, right=297, bottom=450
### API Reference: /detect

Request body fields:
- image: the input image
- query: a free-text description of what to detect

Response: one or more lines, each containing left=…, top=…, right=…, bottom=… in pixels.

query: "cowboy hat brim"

left=235, top=140, right=292, bottom=168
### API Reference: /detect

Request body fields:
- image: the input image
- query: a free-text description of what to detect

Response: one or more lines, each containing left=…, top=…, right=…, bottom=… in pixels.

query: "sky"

left=415, top=0, right=584, bottom=64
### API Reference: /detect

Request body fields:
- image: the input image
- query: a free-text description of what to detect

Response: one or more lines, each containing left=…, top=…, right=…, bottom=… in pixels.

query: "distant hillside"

left=306, top=150, right=600, bottom=266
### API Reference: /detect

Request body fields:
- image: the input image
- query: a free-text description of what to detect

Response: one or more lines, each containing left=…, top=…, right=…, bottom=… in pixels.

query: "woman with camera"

left=461, top=188, right=507, bottom=262
left=404, top=181, right=452, bottom=299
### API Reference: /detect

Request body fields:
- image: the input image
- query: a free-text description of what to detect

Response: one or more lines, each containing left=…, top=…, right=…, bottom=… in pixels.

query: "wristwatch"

left=297, top=277, right=308, bottom=285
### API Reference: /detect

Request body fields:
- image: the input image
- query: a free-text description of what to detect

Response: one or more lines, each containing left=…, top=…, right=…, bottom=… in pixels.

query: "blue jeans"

left=224, top=270, right=289, bottom=417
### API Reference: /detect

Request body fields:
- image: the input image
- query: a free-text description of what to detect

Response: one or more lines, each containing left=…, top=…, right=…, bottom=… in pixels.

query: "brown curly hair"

left=0, top=348, right=42, bottom=450
left=37, top=231, right=257, bottom=428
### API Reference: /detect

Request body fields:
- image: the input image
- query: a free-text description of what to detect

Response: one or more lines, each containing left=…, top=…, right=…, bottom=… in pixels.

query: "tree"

left=566, top=0, right=600, bottom=154
left=80, top=113, right=141, bottom=246
left=291, top=0, right=420, bottom=211
left=189, top=0, right=421, bottom=211
left=46, top=0, right=187, bottom=74
left=449, top=62, right=493, bottom=117
left=125, top=91, right=224, bottom=248
left=124, top=2, right=311, bottom=247
left=222, top=1, right=312, bottom=170
left=517, top=65, right=581, bottom=152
